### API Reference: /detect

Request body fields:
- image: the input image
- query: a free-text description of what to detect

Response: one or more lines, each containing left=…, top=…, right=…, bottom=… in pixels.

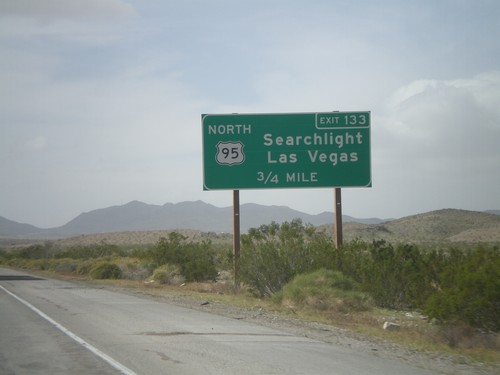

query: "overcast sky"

left=1, top=0, right=499, bottom=228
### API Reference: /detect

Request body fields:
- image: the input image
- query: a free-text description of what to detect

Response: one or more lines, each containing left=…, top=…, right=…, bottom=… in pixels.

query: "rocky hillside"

left=321, top=209, right=500, bottom=243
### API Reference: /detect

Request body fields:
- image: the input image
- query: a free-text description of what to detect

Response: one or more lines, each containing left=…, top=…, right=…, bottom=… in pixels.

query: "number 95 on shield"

left=215, top=141, right=245, bottom=166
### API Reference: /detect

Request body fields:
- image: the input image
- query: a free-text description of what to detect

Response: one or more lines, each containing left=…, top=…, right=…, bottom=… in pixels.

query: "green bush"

left=180, top=242, right=218, bottom=282
left=333, top=240, right=441, bottom=309
left=55, top=242, right=124, bottom=259
left=89, top=262, right=122, bottom=279
left=335, top=241, right=499, bottom=331
left=425, top=246, right=500, bottom=331
left=148, top=232, right=217, bottom=282
left=76, top=259, right=98, bottom=276
left=48, top=258, right=79, bottom=274
left=148, top=232, right=187, bottom=267
left=367, top=242, right=434, bottom=308
left=240, top=219, right=334, bottom=297
left=279, top=269, right=372, bottom=313
left=120, top=259, right=153, bottom=280
left=16, top=244, right=48, bottom=259
left=151, top=264, right=185, bottom=285
left=0, top=248, right=8, bottom=263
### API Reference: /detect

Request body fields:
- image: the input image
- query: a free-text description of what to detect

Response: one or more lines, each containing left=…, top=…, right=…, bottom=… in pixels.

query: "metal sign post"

left=233, top=190, right=240, bottom=287
left=334, top=188, right=343, bottom=249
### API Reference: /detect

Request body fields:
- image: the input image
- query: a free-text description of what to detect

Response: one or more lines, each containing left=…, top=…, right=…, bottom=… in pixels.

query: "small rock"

left=201, top=301, right=210, bottom=306
left=383, top=321, right=401, bottom=331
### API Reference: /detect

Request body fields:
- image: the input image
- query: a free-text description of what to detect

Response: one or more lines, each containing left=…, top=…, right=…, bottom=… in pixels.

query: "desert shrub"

left=55, top=242, right=124, bottom=259
left=4, top=257, right=24, bottom=268
left=179, top=242, right=218, bottom=282
left=89, top=262, right=122, bottom=279
left=16, top=244, right=48, bottom=259
left=211, top=244, right=233, bottom=271
left=240, top=219, right=334, bottom=297
left=151, top=264, right=185, bottom=285
left=425, top=246, right=500, bottom=332
left=6, top=258, right=41, bottom=270
left=332, top=239, right=370, bottom=279
left=17, top=258, right=48, bottom=270
left=47, top=258, right=79, bottom=274
left=76, top=259, right=98, bottom=276
left=279, top=268, right=372, bottom=313
left=128, top=246, right=155, bottom=261
left=0, top=248, right=9, bottom=263
left=148, top=232, right=217, bottom=282
left=374, top=242, right=428, bottom=308
left=336, top=240, right=438, bottom=309
left=3, top=258, right=49, bottom=270
left=436, top=323, right=500, bottom=350
left=148, top=232, right=187, bottom=267
left=120, top=259, right=153, bottom=280
left=327, top=240, right=500, bottom=329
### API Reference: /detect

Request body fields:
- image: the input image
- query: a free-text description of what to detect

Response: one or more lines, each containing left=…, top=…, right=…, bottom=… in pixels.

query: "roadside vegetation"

left=1, top=219, right=499, bottom=363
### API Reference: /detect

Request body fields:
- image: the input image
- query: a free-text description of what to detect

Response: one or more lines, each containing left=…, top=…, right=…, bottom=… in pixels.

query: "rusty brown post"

left=334, top=188, right=343, bottom=249
left=233, top=190, right=241, bottom=287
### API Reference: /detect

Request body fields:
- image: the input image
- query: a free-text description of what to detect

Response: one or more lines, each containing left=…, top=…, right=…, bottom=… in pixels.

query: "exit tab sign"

left=316, top=112, right=370, bottom=129
left=202, top=112, right=371, bottom=190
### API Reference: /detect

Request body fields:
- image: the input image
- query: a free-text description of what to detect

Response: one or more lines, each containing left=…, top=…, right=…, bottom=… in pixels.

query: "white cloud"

left=0, top=0, right=136, bottom=21
left=365, top=72, right=500, bottom=216
left=0, top=0, right=137, bottom=47
left=22, top=136, right=48, bottom=152
left=385, top=72, right=500, bottom=160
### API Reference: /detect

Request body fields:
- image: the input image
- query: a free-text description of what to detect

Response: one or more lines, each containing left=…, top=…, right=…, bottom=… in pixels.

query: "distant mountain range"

left=0, top=200, right=385, bottom=239
left=2, top=202, right=499, bottom=244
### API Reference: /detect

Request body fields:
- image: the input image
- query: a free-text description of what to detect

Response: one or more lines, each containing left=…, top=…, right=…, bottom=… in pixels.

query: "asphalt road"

left=0, top=267, right=440, bottom=375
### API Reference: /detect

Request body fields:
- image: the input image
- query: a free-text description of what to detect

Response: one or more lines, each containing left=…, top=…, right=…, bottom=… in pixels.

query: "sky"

left=1, top=0, right=499, bottom=228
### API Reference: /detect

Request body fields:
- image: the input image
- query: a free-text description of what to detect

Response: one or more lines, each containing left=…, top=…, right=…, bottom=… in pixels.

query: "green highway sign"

left=202, top=112, right=371, bottom=190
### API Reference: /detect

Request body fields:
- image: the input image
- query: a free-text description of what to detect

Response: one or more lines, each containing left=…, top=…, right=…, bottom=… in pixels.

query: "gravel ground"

left=106, top=285, right=499, bottom=375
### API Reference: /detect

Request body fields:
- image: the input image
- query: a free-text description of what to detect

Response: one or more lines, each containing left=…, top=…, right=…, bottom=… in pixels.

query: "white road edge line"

left=0, top=285, right=138, bottom=375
